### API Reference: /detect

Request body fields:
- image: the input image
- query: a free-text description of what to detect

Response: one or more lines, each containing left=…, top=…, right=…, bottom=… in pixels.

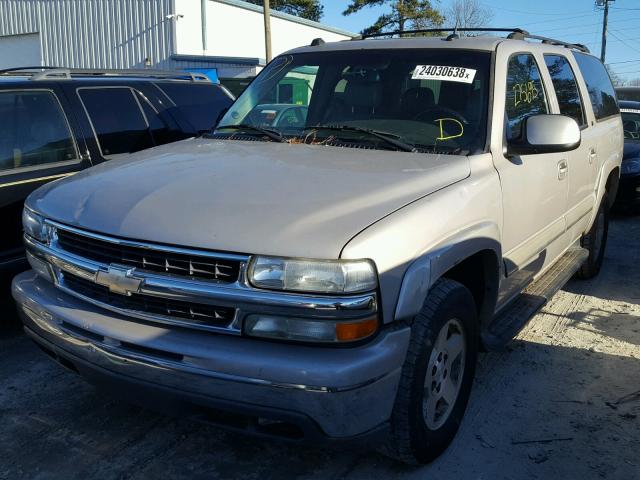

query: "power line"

left=608, top=59, right=640, bottom=65
left=609, top=29, right=640, bottom=55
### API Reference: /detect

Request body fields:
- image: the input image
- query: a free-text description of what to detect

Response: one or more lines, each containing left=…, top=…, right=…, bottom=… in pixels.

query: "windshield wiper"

left=215, top=124, right=286, bottom=143
left=306, top=124, right=417, bottom=153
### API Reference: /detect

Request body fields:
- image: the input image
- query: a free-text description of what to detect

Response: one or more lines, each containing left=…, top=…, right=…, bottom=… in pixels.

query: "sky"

left=320, top=0, right=640, bottom=82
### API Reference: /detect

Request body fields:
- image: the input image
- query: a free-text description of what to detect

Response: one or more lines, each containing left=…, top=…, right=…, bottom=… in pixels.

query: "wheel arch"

left=604, top=166, right=620, bottom=208
left=394, top=223, right=502, bottom=329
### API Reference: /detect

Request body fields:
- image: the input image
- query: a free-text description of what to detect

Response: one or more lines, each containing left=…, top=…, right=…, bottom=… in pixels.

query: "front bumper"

left=12, top=271, right=410, bottom=442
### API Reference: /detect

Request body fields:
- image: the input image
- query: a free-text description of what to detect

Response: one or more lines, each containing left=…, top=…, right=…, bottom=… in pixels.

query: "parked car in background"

left=247, top=103, right=309, bottom=128
left=13, top=30, right=622, bottom=464
left=614, top=100, right=640, bottom=211
left=0, top=67, right=234, bottom=275
left=616, top=86, right=640, bottom=102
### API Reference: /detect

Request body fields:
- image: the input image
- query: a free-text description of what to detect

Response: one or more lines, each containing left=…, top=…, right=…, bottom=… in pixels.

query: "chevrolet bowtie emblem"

left=95, top=265, right=143, bottom=296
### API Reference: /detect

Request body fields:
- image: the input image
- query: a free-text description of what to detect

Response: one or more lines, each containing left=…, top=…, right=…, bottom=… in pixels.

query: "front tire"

left=577, top=193, right=609, bottom=279
left=382, top=279, right=478, bottom=464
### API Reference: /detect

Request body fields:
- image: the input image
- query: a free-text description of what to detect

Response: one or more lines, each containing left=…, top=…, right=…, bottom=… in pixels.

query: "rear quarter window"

left=156, top=83, right=234, bottom=132
left=573, top=52, right=619, bottom=121
left=0, top=90, right=77, bottom=173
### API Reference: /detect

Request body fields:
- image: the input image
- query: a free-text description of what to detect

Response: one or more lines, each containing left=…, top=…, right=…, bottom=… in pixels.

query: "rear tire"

left=577, top=193, right=609, bottom=279
left=382, top=279, right=478, bottom=464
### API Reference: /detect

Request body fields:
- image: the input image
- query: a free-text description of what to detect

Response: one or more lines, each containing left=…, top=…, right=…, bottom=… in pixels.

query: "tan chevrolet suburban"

left=13, top=28, right=623, bottom=464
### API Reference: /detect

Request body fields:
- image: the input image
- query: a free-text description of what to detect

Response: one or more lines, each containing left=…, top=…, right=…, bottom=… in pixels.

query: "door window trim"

left=76, top=86, right=151, bottom=159
left=0, top=88, right=81, bottom=178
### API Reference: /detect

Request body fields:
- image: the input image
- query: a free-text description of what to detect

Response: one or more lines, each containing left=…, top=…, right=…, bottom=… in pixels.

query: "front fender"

left=341, top=155, right=502, bottom=324
left=394, top=223, right=502, bottom=321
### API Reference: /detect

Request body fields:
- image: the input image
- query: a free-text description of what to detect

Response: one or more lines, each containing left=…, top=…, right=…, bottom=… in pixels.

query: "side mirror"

left=506, top=114, right=581, bottom=157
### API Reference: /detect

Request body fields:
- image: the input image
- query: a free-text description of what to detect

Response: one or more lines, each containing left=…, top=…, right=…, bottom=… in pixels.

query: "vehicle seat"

left=324, top=73, right=383, bottom=122
left=400, top=87, right=435, bottom=118
left=623, top=120, right=638, bottom=139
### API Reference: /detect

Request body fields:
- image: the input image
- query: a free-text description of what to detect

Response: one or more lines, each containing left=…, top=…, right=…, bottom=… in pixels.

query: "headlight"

left=22, top=208, right=51, bottom=243
left=248, top=256, right=377, bottom=294
left=621, top=158, right=640, bottom=175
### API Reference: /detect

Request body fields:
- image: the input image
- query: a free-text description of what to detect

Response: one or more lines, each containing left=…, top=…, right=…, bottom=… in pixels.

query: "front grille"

left=55, top=228, right=240, bottom=283
left=62, top=272, right=236, bottom=328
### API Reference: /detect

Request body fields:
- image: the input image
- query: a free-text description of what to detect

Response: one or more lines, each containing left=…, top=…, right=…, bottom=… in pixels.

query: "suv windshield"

left=217, top=49, right=491, bottom=154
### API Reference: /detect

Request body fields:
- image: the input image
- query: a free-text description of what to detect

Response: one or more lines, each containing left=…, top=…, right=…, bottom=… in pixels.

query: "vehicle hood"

left=28, top=138, right=470, bottom=258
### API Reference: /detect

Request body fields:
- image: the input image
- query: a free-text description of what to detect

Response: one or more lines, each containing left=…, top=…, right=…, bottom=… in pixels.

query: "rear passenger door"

left=543, top=53, right=596, bottom=239
left=573, top=53, right=623, bottom=213
left=0, top=88, right=83, bottom=260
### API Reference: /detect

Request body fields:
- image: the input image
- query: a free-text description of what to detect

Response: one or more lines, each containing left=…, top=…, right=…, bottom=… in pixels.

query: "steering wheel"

left=413, top=107, right=469, bottom=125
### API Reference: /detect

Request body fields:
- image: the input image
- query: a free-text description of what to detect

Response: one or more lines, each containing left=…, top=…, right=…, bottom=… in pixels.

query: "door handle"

left=558, top=159, right=568, bottom=180
left=588, top=148, right=597, bottom=165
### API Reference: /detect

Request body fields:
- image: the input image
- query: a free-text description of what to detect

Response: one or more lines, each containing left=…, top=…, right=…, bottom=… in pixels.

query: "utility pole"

left=598, top=0, right=615, bottom=63
left=263, top=0, right=272, bottom=63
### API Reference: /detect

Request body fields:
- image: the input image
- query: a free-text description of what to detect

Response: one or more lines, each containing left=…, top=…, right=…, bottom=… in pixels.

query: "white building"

left=0, top=0, right=354, bottom=77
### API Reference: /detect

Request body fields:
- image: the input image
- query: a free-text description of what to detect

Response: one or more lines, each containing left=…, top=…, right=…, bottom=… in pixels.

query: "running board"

left=483, top=247, right=589, bottom=350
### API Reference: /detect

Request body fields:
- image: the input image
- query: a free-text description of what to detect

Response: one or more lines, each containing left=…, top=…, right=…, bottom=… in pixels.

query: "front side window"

left=79, top=88, right=153, bottom=156
left=217, top=50, right=492, bottom=155
left=0, top=90, right=76, bottom=173
left=544, top=55, right=586, bottom=127
left=574, top=52, right=619, bottom=121
left=505, top=53, right=548, bottom=140
left=157, top=83, right=234, bottom=132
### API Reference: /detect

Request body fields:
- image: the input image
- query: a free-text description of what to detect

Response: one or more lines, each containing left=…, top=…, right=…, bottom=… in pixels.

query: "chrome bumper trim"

left=21, top=304, right=385, bottom=394
left=25, top=235, right=378, bottom=334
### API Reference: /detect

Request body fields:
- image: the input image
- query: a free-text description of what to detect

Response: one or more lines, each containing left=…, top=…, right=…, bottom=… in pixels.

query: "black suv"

left=0, top=67, right=234, bottom=274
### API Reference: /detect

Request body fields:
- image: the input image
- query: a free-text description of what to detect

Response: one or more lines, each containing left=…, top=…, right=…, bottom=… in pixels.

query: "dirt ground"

left=1, top=215, right=638, bottom=480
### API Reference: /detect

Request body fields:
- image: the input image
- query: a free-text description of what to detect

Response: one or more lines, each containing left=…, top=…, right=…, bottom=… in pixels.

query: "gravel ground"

left=1, top=215, right=638, bottom=480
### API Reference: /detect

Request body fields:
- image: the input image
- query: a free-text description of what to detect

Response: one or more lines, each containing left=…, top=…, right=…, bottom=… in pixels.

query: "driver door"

left=492, top=47, right=569, bottom=304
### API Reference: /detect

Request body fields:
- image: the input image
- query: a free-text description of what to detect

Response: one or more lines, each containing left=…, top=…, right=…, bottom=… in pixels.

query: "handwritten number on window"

left=512, top=81, right=539, bottom=107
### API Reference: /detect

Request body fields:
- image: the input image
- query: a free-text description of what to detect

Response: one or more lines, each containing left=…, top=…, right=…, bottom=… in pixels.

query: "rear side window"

left=0, top=90, right=77, bottom=173
left=505, top=54, right=549, bottom=140
left=79, top=88, right=153, bottom=156
left=573, top=53, right=619, bottom=121
left=544, top=55, right=586, bottom=127
left=157, top=83, right=233, bottom=132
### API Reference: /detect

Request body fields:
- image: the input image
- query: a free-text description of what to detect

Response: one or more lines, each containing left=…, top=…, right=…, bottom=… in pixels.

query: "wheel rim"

left=592, top=208, right=606, bottom=257
left=422, top=318, right=466, bottom=430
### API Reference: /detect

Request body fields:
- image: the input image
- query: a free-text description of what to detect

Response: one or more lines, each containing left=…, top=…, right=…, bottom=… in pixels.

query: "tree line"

left=244, top=0, right=493, bottom=35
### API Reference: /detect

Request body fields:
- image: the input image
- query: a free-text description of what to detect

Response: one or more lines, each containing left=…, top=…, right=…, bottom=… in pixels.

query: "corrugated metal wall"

left=0, top=0, right=183, bottom=69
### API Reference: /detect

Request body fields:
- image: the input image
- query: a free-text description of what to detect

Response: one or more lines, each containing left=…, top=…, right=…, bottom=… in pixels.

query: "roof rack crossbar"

left=31, top=69, right=72, bottom=81
left=356, top=27, right=528, bottom=39
left=354, top=27, right=590, bottom=54
left=0, top=66, right=62, bottom=75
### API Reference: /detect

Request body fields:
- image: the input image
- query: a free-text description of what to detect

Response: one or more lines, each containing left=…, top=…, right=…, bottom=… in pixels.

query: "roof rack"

left=0, top=67, right=212, bottom=82
left=354, top=27, right=590, bottom=54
